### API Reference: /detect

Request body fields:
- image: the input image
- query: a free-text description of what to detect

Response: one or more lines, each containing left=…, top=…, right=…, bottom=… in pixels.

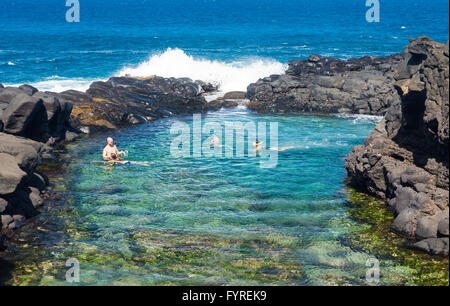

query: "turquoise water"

left=9, top=107, right=446, bottom=286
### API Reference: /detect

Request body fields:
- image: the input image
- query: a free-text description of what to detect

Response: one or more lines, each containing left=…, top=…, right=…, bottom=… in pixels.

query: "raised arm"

left=114, top=145, right=122, bottom=156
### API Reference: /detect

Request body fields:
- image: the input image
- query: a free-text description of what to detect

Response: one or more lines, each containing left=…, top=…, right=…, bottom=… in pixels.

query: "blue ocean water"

left=1, top=0, right=448, bottom=92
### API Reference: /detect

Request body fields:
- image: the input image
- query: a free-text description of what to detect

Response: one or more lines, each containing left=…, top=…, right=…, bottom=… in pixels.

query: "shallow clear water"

left=6, top=107, right=448, bottom=286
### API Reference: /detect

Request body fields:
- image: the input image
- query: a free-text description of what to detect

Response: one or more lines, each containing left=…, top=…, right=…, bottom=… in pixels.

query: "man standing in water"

left=103, top=137, right=125, bottom=161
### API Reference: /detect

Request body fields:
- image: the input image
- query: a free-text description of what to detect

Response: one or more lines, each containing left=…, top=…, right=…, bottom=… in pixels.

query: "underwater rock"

left=412, top=238, right=449, bottom=256
left=246, top=52, right=403, bottom=115
left=345, top=36, right=449, bottom=256
left=223, top=91, right=246, bottom=99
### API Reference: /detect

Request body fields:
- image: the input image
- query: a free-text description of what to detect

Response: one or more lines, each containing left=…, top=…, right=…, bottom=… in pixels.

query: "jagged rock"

left=195, top=80, right=218, bottom=93
left=64, top=76, right=214, bottom=131
left=345, top=36, right=449, bottom=256
left=247, top=53, right=403, bottom=115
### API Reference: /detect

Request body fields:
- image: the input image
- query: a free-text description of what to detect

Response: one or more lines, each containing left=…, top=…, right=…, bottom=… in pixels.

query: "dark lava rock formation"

left=66, top=76, right=219, bottom=133
left=345, top=37, right=449, bottom=256
left=0, top=84, right=66, bottom=251
left=246, top=53, right=404, bottom=115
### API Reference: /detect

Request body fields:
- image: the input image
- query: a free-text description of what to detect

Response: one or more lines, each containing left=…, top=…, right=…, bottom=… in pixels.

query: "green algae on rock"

left=345, top=187, right=449, bottom=286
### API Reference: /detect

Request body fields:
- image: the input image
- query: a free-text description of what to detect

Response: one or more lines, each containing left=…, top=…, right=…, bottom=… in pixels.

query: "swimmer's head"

left=211, top=135, right=219, bottom=144
left=107, top=137, right=114, bottom=146
left=111, top=153, right=118, bottom=160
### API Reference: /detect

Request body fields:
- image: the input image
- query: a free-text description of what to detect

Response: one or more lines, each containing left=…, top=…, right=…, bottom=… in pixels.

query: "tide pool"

left=4, top=107, right=448, bottom=286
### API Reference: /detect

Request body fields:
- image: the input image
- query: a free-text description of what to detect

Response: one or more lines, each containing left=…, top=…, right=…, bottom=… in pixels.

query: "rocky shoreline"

left=345, top=37, right=449, bottom=256
left=246, top=52, right=404, bottom=116
left=1, top=36, right=448, bottom=258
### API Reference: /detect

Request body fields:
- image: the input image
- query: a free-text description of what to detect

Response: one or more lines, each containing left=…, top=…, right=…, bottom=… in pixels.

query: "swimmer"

left=211, top=135, right=220, bottom=147
left=103, top=137, right=126, bottom=161
left=102, top=137, right=149, bottom=166
left=253, top=140, right=294, bottom=152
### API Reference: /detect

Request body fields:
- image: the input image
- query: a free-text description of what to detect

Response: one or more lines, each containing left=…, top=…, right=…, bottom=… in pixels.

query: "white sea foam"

left=5, top=49, right=286, bottom=94
left=6, top=76, right=100, bottom=93
left=334, top=113, right=383, bottom=124
left=116, top=48, right=286, bottom=93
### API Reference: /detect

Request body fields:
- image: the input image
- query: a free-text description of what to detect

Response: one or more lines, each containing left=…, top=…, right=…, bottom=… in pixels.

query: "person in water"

left=253, top=140, right=294, bottom=152
left=102, top=137, right=149, bottom=165
left=103, top=137, right=125, bottom=161
left=211, top=135, right=220, bottom=147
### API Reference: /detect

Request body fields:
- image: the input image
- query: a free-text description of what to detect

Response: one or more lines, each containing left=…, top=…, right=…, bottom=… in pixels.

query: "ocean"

left=1, top=0, right=449, bottom=93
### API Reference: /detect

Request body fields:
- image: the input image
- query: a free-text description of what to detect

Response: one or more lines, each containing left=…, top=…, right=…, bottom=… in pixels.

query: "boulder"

left=0, top=197, right=7, bottom=213
left=0, top=87, right=24, bottom=104
left=24, top=187, right=43, bottom=208
left=19, top=84, right=38, bottom=96
left=2, top=190, right=39, bottom=219
left=0, top=133, right=42, bottom=172
left=412, top=238, right=449, bottom=256
left=223, top=91, right=246, bottom=100
left=26, top=171, right=49, bottom=191
left=33, top=92, right=64, bottom=139
left=438, top=210, right=449, bottom=236
left=0, top=153, right=26, bottom=195
left=1, top=215, right=13, bottom=230
left=1, top=92, right=48, bottom=141
left=416, top=215, right=440, bottom=240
